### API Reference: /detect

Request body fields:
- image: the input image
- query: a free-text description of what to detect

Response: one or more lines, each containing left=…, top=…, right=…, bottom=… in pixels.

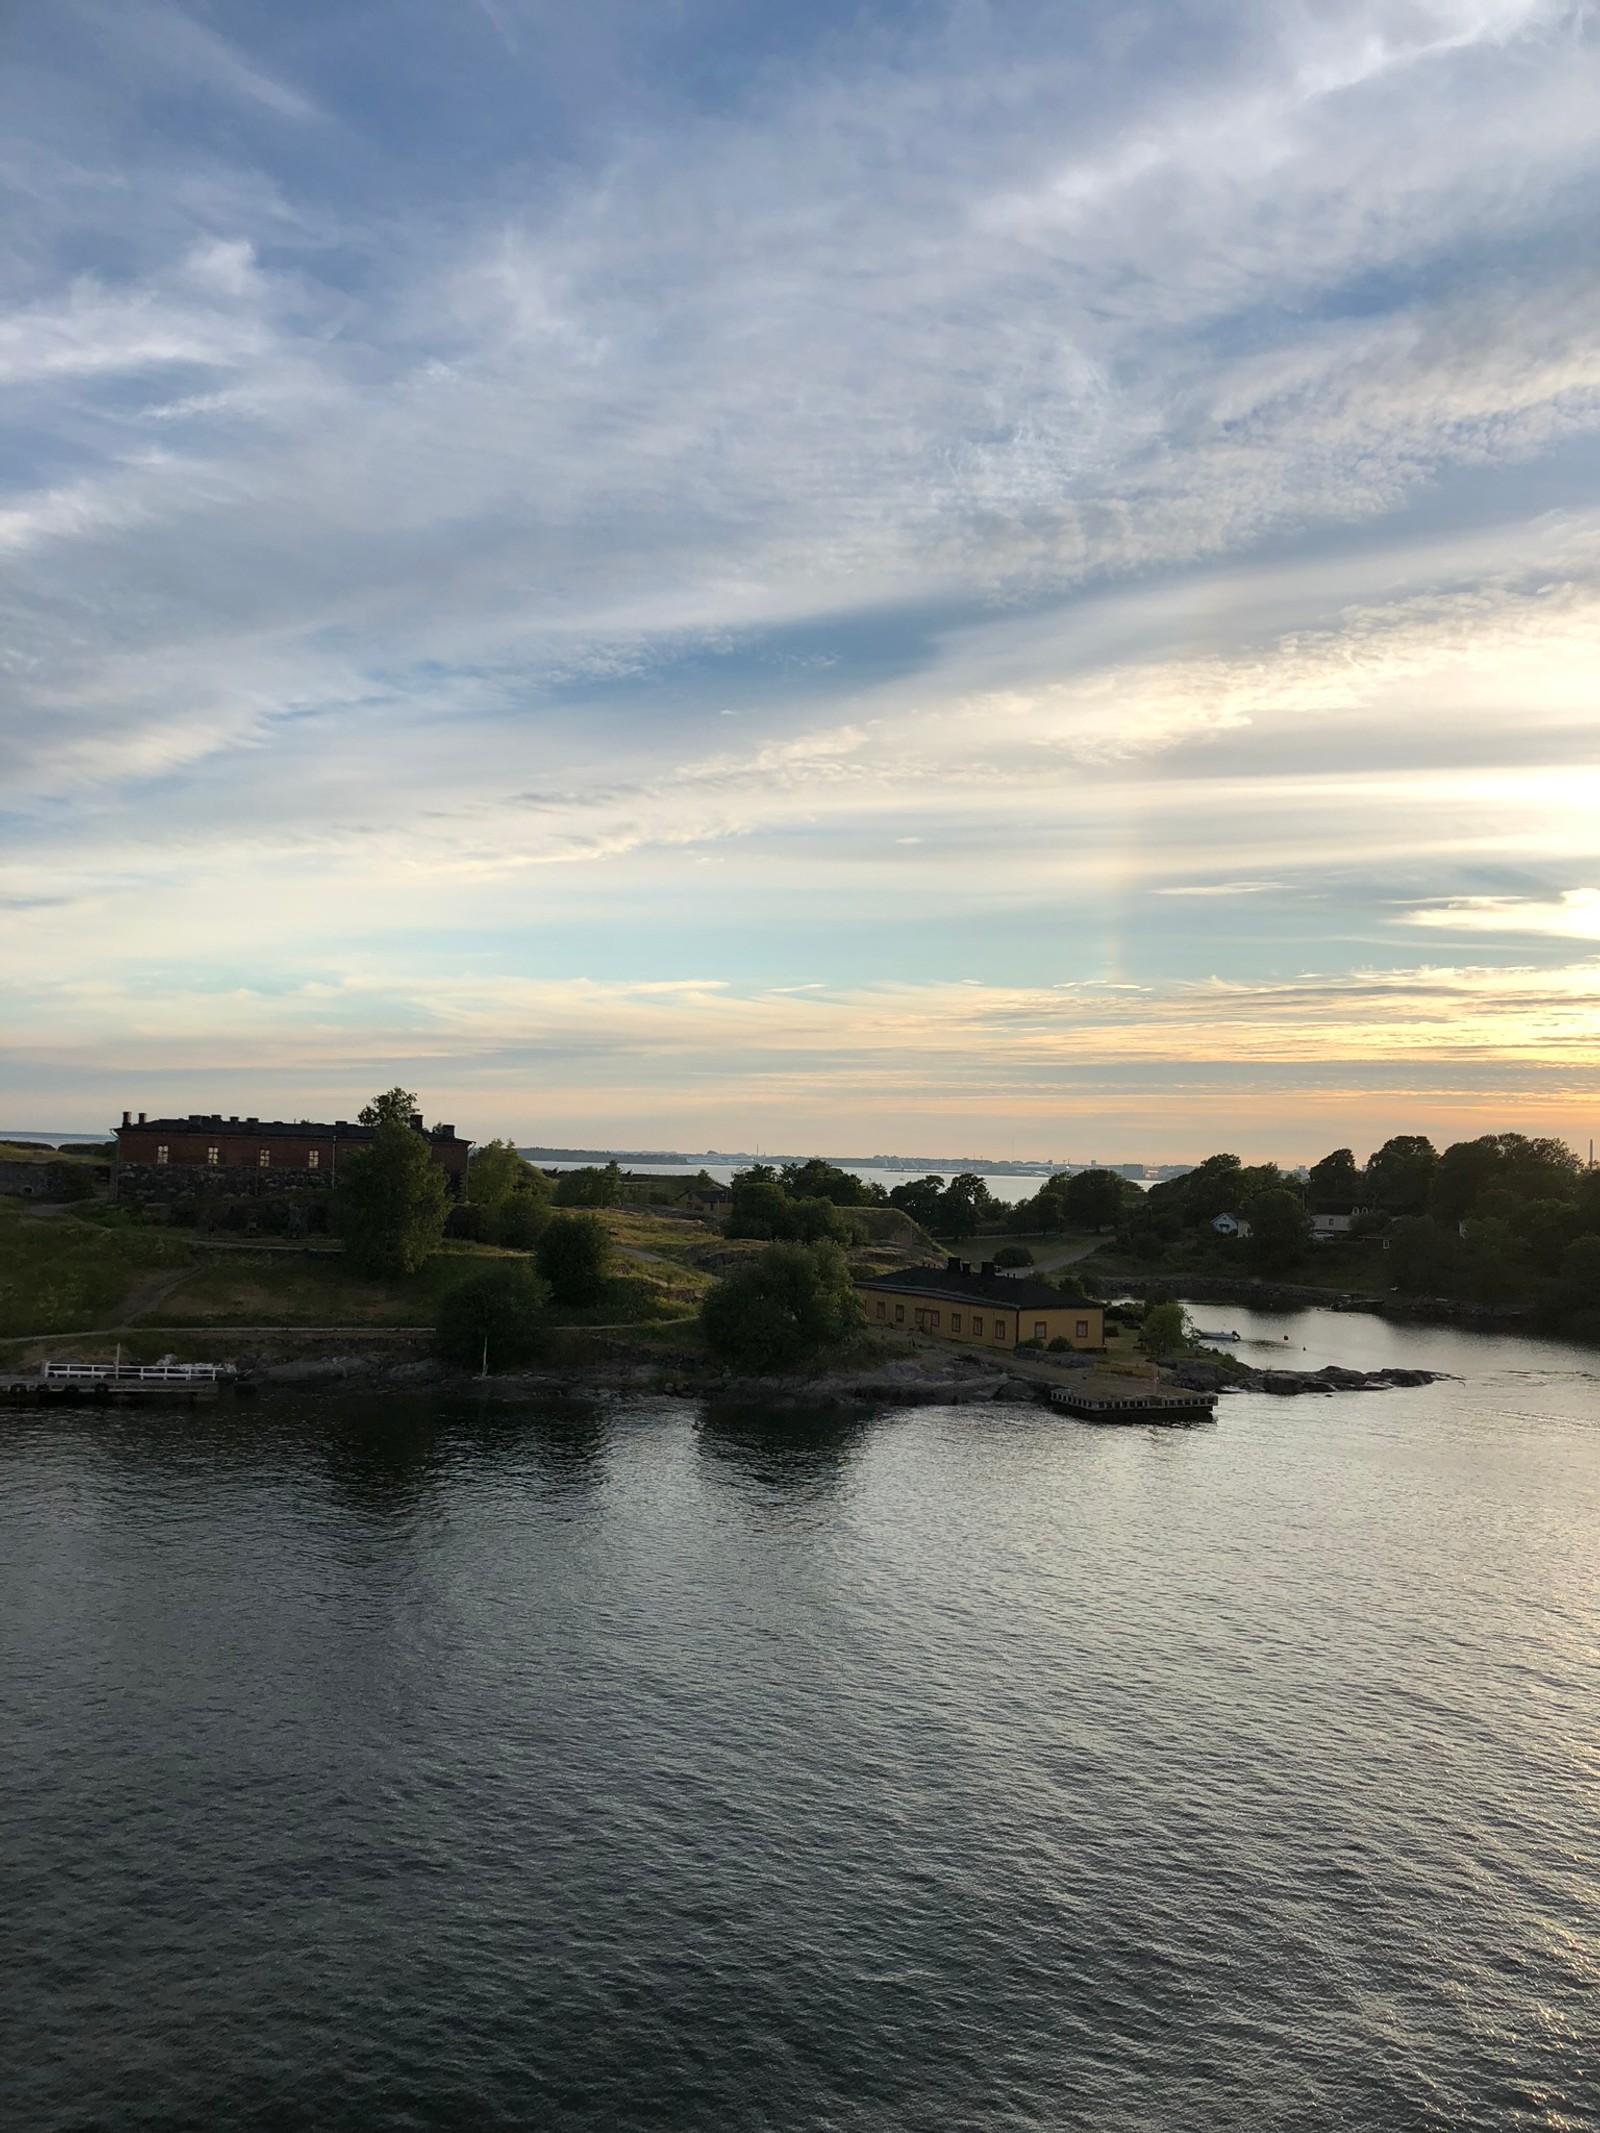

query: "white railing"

left=39, top=1361, right=235, bottom=1385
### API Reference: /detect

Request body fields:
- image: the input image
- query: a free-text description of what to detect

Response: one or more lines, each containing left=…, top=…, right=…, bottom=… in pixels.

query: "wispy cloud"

left=3, top=1, right=1600, bottom=1141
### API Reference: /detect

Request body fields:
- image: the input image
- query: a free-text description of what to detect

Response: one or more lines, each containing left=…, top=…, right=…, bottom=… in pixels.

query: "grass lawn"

left=0, top=1199, right=191, bottom=1339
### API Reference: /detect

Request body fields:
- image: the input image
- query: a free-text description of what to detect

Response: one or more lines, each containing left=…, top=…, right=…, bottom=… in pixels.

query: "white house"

left=1210, top=1212, right=1253, bottom=1239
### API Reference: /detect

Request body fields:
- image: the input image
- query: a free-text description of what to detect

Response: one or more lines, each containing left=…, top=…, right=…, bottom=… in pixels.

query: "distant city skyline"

left=4, top=2, right=1598, bottom=1154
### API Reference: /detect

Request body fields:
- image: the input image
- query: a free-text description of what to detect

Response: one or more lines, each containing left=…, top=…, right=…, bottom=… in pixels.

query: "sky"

left=3, top=0, right=1599, bottom=1161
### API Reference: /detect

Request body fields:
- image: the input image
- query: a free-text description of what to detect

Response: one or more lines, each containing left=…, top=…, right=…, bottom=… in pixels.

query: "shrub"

left=445, top=1201, right=490, bottom=1241
left=994, top=1245, right=1034, bottom=1268
left=495, top=1195, right=550, bottom=1251
left=1139, top=1300, right=1191, bottom=1355
left=700, top=1240, right=865, bottom=1374
left=536, top=1212, right=613, bottom=1305
left=434, top=1261, right=549, bottom=1372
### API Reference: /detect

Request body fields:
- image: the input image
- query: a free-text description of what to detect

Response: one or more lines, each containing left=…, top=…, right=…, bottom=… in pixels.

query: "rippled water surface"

left=4, top=1316, right=1598, bottom=2131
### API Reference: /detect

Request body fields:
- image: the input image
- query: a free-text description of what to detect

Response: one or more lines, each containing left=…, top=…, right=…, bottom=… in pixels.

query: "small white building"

left=1311, top=1209, right=1367, bottom=1240
left=1211, top=1212, right=1253, bottom=1239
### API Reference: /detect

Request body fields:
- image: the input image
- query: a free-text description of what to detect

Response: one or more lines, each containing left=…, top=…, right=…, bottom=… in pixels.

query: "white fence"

left=39, top=1361, right=235, bottom=1385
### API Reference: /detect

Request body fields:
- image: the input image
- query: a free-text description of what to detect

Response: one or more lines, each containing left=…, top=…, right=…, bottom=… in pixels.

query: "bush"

left=495, top=1195, right=550, bottom=1251
left=1139, top=1300, right=1191, bottom=1355
left=700, top=1240, right=865, bottom=1373
left=445, top=1201, right=490, bottom=1241
left=536, top=1212, right=613, bottom=1305
left=994, top=1245, right=1034, bottom=1268
left=434, top=1261, right=549, bottom=1371
left=554, top=1163, right=622, bottom=1208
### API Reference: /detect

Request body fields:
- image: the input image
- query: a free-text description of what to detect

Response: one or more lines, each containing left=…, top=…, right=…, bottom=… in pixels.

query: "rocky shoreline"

left=236, top=1344, right=1443, bottom=1406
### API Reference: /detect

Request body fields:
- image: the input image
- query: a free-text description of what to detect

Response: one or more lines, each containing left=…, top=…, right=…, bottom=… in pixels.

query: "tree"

left=468, top=1138, right=548, bottom=1209
left=1063, top=1167, right=1125, bottom=1231
left=1307, top=1148, right=1361, bottom=1212
left=1432, top=1132, right=1581, bottom=1222
left=536, top=1212, right=613, bottom=1305
left=700, top=1240, right=865, bottom=1373
left=555, top=1161, right=622, bottom=1208
left=1244, top=1187, right=1312, bottom=1271
left=779, top=1158, right=875, bottom=1206
left=334, top=1119, right=449, bottom=1276
left=887, top=1174, right=948, bottom=1230
left=434, top=1261, right=549, bottom=1372
left=358, top=1087, right=423, bottom=1128
left=939, top=1173, right=996, bottom=1239
left=1363, top=1135, right=1436, bottom=1217
left=1139, top=1300, right=1191, bottom=1355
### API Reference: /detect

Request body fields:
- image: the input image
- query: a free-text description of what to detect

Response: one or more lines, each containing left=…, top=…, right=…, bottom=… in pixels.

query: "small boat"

left=1195, top=1328, right=1241, bottom=1343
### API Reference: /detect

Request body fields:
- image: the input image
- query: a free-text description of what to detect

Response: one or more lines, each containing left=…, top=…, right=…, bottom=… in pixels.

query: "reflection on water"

left=3, top=1330, right=1598, bottom=2133
left=696, top=1399, right=869, bottom=1498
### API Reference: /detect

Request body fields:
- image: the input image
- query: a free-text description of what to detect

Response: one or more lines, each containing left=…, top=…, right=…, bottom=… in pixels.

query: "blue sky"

left=4, top=0, right=1600, bottom=1157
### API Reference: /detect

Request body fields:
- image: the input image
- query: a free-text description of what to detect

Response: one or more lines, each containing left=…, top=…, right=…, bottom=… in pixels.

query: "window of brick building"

left=307, top=1150, right=319, bottom=1170
left=156, top=1145, right=169, bottom=1164
left=258, top=1148, right=271, bottom=1168
left=207, top=1147, right=219, bottom=1166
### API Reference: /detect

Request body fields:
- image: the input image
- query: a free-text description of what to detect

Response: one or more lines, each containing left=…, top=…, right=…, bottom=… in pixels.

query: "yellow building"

left=858, top=1260, right=1105, bottom=1351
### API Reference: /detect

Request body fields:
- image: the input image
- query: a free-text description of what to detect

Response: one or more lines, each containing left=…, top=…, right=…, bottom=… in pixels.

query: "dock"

left=1, top=1360, right=237, bottom=1406
left=1046, top=1382, right=1217, bottom=1423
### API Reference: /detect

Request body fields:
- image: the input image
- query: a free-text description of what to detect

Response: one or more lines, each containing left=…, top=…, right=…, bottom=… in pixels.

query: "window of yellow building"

left=950, top=1313, right=961, bottom=1334
left=1076, top=1319, right=1089, bottom=1338
left=1033, top=1321, right=1047, bottom=1340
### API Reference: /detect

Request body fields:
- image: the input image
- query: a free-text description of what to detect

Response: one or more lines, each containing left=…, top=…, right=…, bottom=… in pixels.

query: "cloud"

left=1403, top=888, right=1600, bottom=939
left=4, top=2, right=1600, bottom=1141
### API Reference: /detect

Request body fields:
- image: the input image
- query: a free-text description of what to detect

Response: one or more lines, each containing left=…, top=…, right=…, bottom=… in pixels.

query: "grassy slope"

left=0, top=1199, right=191, bottom=1337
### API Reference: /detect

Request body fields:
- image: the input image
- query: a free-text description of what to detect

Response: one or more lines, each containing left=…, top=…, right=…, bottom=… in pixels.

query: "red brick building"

left=112, top=1112, right=472, bottom=1202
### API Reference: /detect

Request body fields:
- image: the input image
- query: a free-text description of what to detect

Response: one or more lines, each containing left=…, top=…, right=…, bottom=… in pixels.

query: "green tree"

left=1064, top=1167, right=1126, bottom=1231
left=1432, top=1132, right=1581, bottom=1222
left=1307, top=1148, right=1361, bottom=1211
left=536, top=1211, right=613, bottom=1305
left=887, top=1174, right=948, bottom=1229
left=468, top=1138, right=546, bottom=1209
left=358, top=1087, right=423, bottom=1128
left=1363, top=1135, right=1437, bottom=1217
left=555, top=1161, right=623, bottom=1208
left=939, top=1173, right=996, bottom=1240
left=727, top=1168, right=793, bottom=1239
left=780, top=1196, right=853, bottom=1244
left=779, top=1158, right=875, bottom=1206
left=334, top=1119, right=449, bottom=1276
left=1139, top=1299, right=1191, bottom=1355
left=1244, top=1187, right=1312, bottom=1272
left=434, top=1261, right=550, bottom=1372
left=700, top=1240, right=865, bottom=1373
